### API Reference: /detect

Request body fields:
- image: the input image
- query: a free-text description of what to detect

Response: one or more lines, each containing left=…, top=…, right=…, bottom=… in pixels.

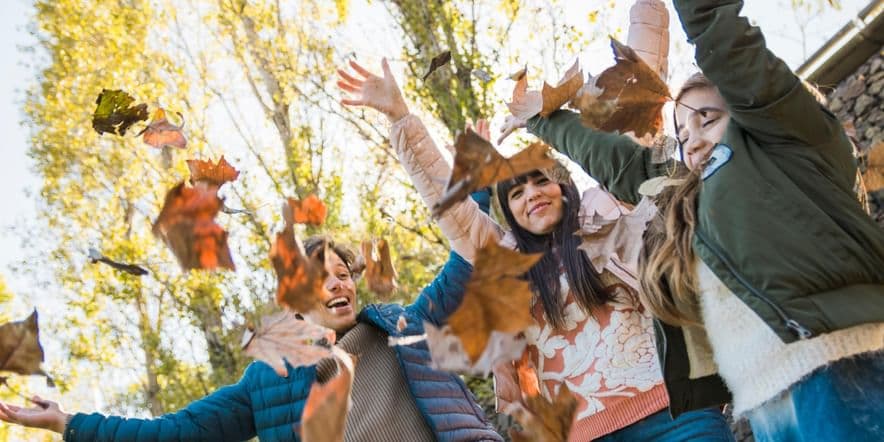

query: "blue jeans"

left=746, top=351, right=884, bottom=442
left=596, top=407, right=735, bottom=442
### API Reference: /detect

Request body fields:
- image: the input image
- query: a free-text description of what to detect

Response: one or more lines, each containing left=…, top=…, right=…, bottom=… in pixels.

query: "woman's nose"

left=326, top=275, right=342, bottom=292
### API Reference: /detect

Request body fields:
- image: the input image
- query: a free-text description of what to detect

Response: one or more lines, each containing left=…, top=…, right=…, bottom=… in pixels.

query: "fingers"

left=340, top=98, right=365, bottom=107
left=336, top=69, right=363, bottom=87
left=349, top=60, right=373, bottom=78
left=381, top=57, right=393, bottom=78
left=0, top=402, right=19, bottom=423
left=336, top=80, right=360, bottom=94
left=498, top=126, right=516, bottom=145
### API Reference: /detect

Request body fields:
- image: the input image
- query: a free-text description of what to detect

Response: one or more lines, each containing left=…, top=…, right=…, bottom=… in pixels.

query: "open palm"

left=337, top=58, right=409, bottom=123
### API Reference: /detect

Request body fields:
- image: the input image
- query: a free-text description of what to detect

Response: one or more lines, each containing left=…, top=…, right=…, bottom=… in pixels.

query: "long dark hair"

left=496, top=171, right=612, bottom=329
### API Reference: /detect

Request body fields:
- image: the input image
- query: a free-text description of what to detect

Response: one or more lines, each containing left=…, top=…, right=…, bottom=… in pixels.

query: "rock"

left=830, top=97, right=844, bottom=112
left=854, top=94, right=875, bottom=115
left=870, top=79, right=884, bottom=96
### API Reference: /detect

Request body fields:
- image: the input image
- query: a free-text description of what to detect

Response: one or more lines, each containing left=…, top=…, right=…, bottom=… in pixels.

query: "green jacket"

left=528, top=0, right=884, bottom=417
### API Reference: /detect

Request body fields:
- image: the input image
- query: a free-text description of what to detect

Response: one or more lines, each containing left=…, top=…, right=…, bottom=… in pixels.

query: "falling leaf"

left=862, top=141, right=884, bottom=192
left=540, top=59, right=583, bottom=117
left=396, top=315, right=408, bottom=333
left=433, top=131, right=556, bottom=217
left=577, top=189, right=657, bottom=273
left=472, top=69, right=492, bottom=82
left=91, top=89, right=149, bottom=136
left=422, top=50, right=452, bottom=81
left=301, top=348, right=356, bottom=442
left=187, top=156, right=240, bottom=187
left=361, top=239, right=398, bottom=296
left=424, top=323, right=526, bottom=375
left=87, top=248, right=149, bottom=276
left=506, top=66, right=542, bottom=121
left=242, top=310, right=336, bottom=377
left=507, top=384, right=578, bottom=442
left=447, top=242, right=540, bottom=362
left=0, top=311, right=51, bottom=382
left=284, top=195, right=328, bottom=226
left=152, top=182, right=234, bottom=271
left=573, top=37, right=671, bottom=138
left=271, top=223, right=329, bottom=313
left=141, top=108, right=187, bottom=149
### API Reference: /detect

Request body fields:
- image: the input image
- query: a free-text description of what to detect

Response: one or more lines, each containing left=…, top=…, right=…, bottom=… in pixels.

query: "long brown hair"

left=637, top=73, right=715, bottom=325
left=496, top=170, right=612, bottom=330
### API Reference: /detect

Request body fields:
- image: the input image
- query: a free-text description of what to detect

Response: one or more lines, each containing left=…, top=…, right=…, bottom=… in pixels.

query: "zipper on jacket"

left=695, top=230, right=813, bottom=340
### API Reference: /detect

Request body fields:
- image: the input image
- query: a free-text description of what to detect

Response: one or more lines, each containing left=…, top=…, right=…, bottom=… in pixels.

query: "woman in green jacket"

left=501, top=1, right=884, bottom=440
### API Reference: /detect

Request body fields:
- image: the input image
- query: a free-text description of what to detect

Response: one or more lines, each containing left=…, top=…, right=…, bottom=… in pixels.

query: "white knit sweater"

left=695, top=259, right=884, bottom=415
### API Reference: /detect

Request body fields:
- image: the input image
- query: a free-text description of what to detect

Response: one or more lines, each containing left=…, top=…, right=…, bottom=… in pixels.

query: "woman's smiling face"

left=506, top=172, right=564, bottom=235
left=675, top=87, right=731, bottom=170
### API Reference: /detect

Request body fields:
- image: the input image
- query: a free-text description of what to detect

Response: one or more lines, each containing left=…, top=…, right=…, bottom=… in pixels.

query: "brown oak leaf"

left=0, top=311, right=51, bottom=382
left=508, top=384, right=578, bottom=442
left=91, top=89, right=149, bottom=136
left=242, top=310, right=336, bottom=377
left=301, top=349, right=356, bottom=442
left=152, top=182, right=234, bottom=271
left=361, top=239, right=398, bottom=297
left=142, top=108, right=187, bottom=149
left=506, top=66, right=542, bottom=121
left=573, top=37, right=671, bottom=138
left=187, top=156, right=240, bottom=186
left=447, top=241, right=540, bottom=362
left=433, top=130, right=556, bottom=217
left=284, top=195, right=328, bottom=226
left=540, top=59, right=584, bottom=117
left=271, top=223, right=329, bottom=313
left=422, top=50, right=451, bottom=81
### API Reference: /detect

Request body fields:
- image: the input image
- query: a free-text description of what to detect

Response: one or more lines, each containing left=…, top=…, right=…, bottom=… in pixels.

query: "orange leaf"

left=241, top=310, right=335, bottom=377
left=142, top=108, right=187, bottom=149
left=516, top=351, right=540, bottom=398
left=361, top=239, right=398, bottom=297
left=863, top=141, right=884, bottom=192
left=573, top=37, right=670, bottom=138
left=152, top=182, right=234, bottom=271
left=284, top=195, right=328, bottom=226
left=433, top=130, right=556, bottom=217
left=508, top=384, right=578, bottom=442
left=271, top=223, right=329, bottom=313
left=301, top=350, right=356, bottom=442
left=540, top=59, right=584, bottom=117
left=187, top=155, right=240, bottom=186
left=0, top=311, right=51, bottom=382
left=447, top=241, right=539, bottom=362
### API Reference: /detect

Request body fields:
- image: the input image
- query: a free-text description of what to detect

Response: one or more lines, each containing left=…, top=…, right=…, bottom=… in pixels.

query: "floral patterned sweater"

left=388, top=114, right=669, bottom=440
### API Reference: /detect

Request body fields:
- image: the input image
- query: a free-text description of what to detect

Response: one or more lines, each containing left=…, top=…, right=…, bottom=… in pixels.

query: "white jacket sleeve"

left=389, top=114, right=504, bottom=263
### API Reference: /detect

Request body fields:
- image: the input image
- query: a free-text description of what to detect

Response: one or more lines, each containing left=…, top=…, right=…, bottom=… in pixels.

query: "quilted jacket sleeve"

left=389, top=114, right=504, bottom=264
left=64, top=377, right=255, bottom=442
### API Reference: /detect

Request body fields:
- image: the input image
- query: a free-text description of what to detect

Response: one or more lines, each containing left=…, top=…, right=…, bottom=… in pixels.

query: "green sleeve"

left=673, top=0, right=842, bottom=147
left=527, top=109, right=675, bottom=205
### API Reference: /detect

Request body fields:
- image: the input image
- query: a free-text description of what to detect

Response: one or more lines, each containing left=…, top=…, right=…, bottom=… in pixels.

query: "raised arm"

left=673, top=0, right=841, bottom=146
left=527, top=110, right=675, bottom=205
left=338, top=59, right=503, bottom=263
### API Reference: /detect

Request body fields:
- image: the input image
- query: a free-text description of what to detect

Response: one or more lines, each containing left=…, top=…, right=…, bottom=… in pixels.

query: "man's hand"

left=0, top=395, right=71, bottom=434
left=337, top=58, right=410, bottom=123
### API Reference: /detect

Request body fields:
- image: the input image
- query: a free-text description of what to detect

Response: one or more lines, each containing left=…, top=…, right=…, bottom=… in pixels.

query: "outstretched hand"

left=337, top=58, right=410, bottom=123
left=498, top=115, right=528, bottom=145
left=0, top=396, right=71, bottom=434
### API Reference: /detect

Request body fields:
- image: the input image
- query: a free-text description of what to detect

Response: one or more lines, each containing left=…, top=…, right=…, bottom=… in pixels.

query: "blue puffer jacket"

left=64, top=191, right=502, bottom=442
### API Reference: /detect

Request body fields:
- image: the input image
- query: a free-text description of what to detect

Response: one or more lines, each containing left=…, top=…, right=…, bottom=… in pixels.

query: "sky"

left=0, top=0, right=873, bottom=305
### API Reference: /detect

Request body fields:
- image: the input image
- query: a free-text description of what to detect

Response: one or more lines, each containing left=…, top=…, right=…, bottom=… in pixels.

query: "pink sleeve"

left=627, top=0, right=670, bottom=80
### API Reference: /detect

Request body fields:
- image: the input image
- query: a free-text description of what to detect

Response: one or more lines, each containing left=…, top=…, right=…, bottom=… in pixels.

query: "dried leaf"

left=271, top=223, right=329, bottom=313
left=424, top=324, right=526, bottom=376
left=507, top=66, right=542, bottom=121
left=187, top=155, right=240, bottom=187
left=91, top=89, right=149, bottom=136
left=0, top=311, right=50, bottom=380
left=422, top=50, right=451, bottom=81
left=472, top=69, right=492, bottom=82
left=862, top=141, right=884, bottom=192
left=301, top=349, right=356, bottom=442
left=152, top=182, right=234, bottom=271
left=577, top=189, right=657, bottom=273
left=433, top=130, right=556, bottom=217
left=361, top=239, right=398, bottom=296
left=284, top=195, right=328, bottom=226
left=540, top=59, right=583, bottom=117
left=87, top=248, right=148, bottom=276
left=573, top=37, right=670, bottom=138
left=142, top=108, right=187, bottom=149
left=447, top=242, right=539, bottom=362
left=508, top=384, right=578, bottom=442
left=242, top=310, right=335, bottom=377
